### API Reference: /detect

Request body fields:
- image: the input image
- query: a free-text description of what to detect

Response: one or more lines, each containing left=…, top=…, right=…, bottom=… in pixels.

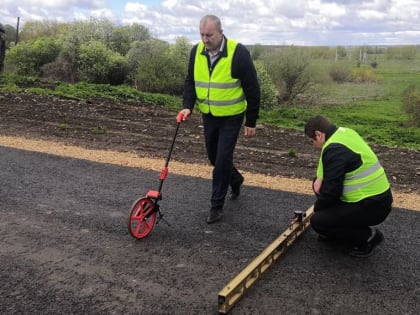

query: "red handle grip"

left=176, top=112, right=184, bottom=123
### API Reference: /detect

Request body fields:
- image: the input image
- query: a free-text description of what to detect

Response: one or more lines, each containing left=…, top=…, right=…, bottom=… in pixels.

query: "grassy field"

left=260, top=57, right=420, bottom=150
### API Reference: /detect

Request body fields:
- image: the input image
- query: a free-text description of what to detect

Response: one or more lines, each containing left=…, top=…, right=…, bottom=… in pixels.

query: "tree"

left=19, top=20, right=70, bottom=42
left=127, top=23, right=151, bottom=43
left=108, top=26, right=131, bottom=56
left=127, top=38, right=187, bottom=94
left=107, top=24, right=151, bottom=56
left=63, top=18, right=113, bottom=46
left=170, top=36, right=191, bottom=64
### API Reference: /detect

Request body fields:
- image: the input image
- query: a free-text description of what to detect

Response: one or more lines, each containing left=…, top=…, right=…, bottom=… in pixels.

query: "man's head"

left=304, top=115, right=332, bottom=149
left=0, top=27, right=5, bottom=35
left=199, top=15, right=223, bottom=53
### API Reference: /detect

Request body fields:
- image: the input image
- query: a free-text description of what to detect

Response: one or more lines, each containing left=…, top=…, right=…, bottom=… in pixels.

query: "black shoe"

left=348, top=228, right=384, bottom=258
left=206, top=207, right=223, bottom=224
left=230, top=176, right=244, bottom=200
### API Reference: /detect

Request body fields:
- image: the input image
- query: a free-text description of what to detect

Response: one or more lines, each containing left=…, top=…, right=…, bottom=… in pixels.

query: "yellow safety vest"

left=194, top=40, right=247, bottom=116
left=317, top=127, right=390, bottom=202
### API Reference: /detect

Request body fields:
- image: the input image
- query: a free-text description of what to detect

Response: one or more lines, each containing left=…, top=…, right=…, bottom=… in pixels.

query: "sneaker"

left=230, top=176, right=244, bottom=200
left=348, top=228, right=384, bottom=258
left=206, top=207, right=223, bottom=224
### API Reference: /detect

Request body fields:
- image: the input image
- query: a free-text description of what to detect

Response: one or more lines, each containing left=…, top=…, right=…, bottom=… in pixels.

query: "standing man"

left=0, top=26, right=6, bottom=73
left=304, top=115, right=393, bottom=257
left=178, top=15, right=260, bottom=224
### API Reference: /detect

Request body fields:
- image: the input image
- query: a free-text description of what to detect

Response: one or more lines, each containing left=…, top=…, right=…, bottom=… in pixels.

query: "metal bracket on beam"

left=217, top=206, right=314, bottom=314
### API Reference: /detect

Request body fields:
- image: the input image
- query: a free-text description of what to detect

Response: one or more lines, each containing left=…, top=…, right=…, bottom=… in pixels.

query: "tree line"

left=1, top=18, right=419, bottom=110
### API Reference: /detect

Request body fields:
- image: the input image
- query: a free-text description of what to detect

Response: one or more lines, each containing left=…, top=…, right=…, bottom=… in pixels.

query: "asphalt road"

left=0, top=146, right=419, bottom=315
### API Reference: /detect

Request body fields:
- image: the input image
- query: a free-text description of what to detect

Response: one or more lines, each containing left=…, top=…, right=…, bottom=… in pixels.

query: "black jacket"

left=182, top=36, right=260, bottom=128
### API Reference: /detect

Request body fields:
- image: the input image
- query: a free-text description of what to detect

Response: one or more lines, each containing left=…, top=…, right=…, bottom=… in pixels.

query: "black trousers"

left=202, top=113, right=244, bottom=209
left=310, top=189, right=393, bottom=245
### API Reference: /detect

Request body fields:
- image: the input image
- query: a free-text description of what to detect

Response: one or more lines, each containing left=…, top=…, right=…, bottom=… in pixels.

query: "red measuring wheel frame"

left=128, top=196, right=157, bottom=239
left=127, top=112, right=185, bottom=240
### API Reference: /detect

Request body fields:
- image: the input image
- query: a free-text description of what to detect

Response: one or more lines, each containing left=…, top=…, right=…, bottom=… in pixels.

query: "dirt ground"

left=0, top=90, right=419, bottom=197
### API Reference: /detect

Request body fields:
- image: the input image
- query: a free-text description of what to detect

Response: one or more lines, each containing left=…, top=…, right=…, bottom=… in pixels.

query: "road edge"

left=1, top=135, right=419, bottom=211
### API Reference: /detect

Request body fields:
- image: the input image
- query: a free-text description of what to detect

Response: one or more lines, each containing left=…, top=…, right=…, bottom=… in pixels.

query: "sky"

left=1, top=0, right=420, bottom=46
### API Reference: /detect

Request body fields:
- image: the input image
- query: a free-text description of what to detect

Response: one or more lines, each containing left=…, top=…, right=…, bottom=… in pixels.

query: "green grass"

left=259, top=57, right=420, bottom=150
left=0, top=76, right=181, bottom=111
left=53, top=82, right=181, bottom=110
left=260, top=97, right=420, bottom=150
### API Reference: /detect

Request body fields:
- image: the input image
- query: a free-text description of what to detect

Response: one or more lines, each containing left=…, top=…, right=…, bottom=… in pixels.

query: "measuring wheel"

left=128, top=197, right=157, bottom=239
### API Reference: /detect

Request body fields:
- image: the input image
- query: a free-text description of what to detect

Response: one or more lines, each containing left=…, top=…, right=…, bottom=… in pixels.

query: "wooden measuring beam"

left=217, top=206, right=314, bottom=314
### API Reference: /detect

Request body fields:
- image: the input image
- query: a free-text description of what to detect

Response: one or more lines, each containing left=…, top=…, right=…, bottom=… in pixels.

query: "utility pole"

left=15, top=17, right=20, bottom=45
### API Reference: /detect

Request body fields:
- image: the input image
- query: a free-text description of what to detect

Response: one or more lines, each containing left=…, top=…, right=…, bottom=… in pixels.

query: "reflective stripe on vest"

left=343, top=171, right=387, bottom=195
left=194, top=40, right=247, bottom=116
left=317, top=127, right=390, bottom=202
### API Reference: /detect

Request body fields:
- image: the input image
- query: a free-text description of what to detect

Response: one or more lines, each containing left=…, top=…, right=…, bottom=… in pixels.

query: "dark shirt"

left=182, top=36, right=260, bottom=128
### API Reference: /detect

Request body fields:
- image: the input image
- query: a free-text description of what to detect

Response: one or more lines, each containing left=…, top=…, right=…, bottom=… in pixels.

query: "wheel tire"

left=128, top=197, right=157, bottom=239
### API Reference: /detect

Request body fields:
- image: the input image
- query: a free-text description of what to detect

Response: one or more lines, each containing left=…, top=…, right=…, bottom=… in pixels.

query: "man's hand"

left=313, top=178, right=323, bottom=195
left=244, top=126, right=256, bottom=138
left=178, top=109, right=191, bottom=121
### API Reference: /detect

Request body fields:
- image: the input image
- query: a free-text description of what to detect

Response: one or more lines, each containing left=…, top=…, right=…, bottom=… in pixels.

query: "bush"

left=78, top=41, right=128, bottom=84
left=41, top=42, right=80, bottom=83
left=128, top=39, right=186, bottom=95
left=263, top=47, right=313, bottom=104
left=402, top=85, right=420, bottom=127
left=6, top=37, right=62, bottom=76
left=329, top=63, right=351, bottom=82
left=350, top=68, right=379, bottom=83
left=254, top=60, right=277, bottom=110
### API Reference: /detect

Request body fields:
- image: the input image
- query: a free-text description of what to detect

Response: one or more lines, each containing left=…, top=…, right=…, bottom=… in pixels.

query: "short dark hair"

left=0, top=27, right=5, bottom=34
left=304, top=115, right=333, bottom=139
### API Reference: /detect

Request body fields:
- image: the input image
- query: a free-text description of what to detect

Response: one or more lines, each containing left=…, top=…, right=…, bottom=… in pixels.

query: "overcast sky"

left=1, top=0, right=420, bottom=46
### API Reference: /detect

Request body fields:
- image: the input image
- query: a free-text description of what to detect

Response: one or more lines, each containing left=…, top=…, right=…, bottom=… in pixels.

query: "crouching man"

left=304, top=115, right=393, bottom=257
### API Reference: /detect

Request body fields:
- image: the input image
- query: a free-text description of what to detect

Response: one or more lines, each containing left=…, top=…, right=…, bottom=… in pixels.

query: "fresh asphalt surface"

left=0, top=145, right=419, bottom=315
